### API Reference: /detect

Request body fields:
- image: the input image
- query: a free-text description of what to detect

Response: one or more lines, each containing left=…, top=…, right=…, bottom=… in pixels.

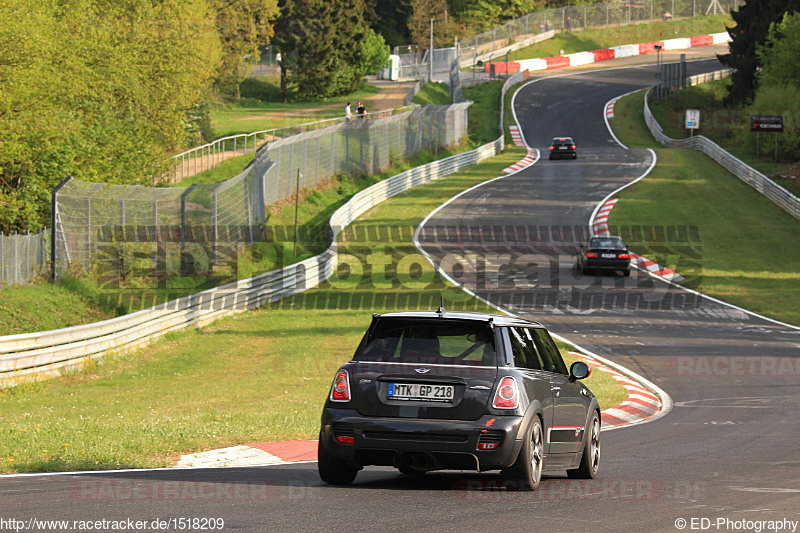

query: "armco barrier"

left=0, top=69, right=530, bottom=386
left=644, top=82, right=800, bottom=221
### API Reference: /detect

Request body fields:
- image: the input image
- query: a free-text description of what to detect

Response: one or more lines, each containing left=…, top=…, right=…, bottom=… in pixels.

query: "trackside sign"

left=750, top=115, right=784, bottom=132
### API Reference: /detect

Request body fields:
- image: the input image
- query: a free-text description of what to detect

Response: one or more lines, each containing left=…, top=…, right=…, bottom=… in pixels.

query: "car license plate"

left=601, top=253, right=616, bottom=258
left=559, top=146, right=567, bottom=149
left=387, top=383, right=454, bottom=402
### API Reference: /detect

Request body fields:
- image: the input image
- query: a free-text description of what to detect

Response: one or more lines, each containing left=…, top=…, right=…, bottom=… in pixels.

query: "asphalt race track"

left=3, top=59, right=800, bottom=533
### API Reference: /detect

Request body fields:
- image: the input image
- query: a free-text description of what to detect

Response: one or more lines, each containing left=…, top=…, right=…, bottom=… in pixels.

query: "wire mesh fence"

left=253, top=104, right=471, bottom=205
left=0, top=229, right=49, bottom=285
left=166, top=108, right=415, bottom=185
left=51, top=104, right=470, bottom=281
left=53, top=165, right=264, bottom=281
left=457, top=0, right=742, bottom=66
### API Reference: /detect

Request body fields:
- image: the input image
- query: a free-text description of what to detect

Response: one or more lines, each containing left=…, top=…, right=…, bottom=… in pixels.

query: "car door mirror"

left=569, top=361, right=591, bottom=381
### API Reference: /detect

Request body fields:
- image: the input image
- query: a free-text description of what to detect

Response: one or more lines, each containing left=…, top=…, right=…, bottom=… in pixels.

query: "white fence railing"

left=644, top=82, right=800, bottom=221
left=0, top=67, right=531, bottom=385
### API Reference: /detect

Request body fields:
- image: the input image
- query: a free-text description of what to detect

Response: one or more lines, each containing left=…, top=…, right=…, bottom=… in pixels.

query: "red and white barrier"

left=513, top=31, right=730, bottom=73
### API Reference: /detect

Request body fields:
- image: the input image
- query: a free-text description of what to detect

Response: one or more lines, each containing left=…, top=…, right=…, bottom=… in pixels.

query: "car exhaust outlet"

left=396, top=451, right=437, bottom=471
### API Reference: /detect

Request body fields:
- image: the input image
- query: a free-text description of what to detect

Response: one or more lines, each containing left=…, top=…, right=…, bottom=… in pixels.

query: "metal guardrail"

left=644, top=80, right=800, bottom=221
left=0, top=68, right=531, bottom=385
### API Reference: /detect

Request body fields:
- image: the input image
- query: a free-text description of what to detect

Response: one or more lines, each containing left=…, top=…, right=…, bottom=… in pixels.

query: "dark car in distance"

left=549, top=137, right=577, bottom=159
left=318, top=310, right=601, bottom=491
left=577, top=235, right=631, bottom=276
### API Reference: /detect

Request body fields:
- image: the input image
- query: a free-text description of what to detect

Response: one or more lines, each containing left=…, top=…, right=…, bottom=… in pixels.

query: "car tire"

left=573, top=153, right=577, bottom=159
left=623, top=268, right=630, bottom=277
left=502, top=417, right=544, bottom=491
left=317, top=437, right=358, bottom=485
left=567, top=411, right=600, bottom=479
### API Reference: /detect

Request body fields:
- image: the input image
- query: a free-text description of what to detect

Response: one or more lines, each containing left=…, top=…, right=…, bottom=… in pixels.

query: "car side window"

left=509, top=327, right=543, bottom=370
left=531, top=329, right=569, bottom=375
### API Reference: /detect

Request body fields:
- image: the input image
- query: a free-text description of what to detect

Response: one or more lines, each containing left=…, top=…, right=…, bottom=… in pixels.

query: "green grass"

left=608, top=91, right=800, bottom=326
left=0, top=280, right=113, bottom=336
left=210, top=75, right=381, bottom=138
left=464, top=81, right=503, bottom=146
left=166, top=154, right=255, bottom=188
left=0, top=146, right=627, bottom=473
left=648, top=80, right=800, bottom=196
left=506, top=15, right=732, bottom=62
left=411, top=82, right=452, bottom=106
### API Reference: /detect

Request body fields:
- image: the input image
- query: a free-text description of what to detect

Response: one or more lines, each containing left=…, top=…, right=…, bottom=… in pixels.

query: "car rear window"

left=589, top=237, right=625, bottom=250
left=356, top=318, right=497, bottom=367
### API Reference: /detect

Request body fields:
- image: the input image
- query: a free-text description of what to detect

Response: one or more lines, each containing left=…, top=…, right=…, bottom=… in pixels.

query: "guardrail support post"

left=50, top=175, right=73, bottom=281
left=180, top=184, right=197, bottom=276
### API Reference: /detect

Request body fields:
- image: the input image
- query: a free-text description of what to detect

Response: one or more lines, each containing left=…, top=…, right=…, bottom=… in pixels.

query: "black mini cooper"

left=318, top=310, right=600, bottom=490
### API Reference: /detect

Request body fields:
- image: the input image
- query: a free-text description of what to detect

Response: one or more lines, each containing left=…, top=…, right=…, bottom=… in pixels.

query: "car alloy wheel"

left=567, top=412, right=600, bottom=479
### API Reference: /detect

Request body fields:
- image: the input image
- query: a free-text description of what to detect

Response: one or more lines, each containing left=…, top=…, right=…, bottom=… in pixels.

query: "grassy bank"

left=0, top=146, right=627, bottom=473
left=647, top=79, right=800, bottom=196
left=609, top=89, right=800, bottom=326
left=507, top=15, right=732, bottom=62
left=210, top=75, right=381, bottom=138
left=411, top=82, right=451, bottom=106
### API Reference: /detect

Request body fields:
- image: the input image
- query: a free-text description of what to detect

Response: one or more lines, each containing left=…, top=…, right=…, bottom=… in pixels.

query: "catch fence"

left=52, top=104, right=470, bottom=280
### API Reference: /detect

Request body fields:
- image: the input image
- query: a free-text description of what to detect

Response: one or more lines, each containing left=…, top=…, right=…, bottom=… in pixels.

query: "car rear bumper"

left=585, top=258, right=630, bottom=271
left=320, top=408, right=525, bottom=472
left=549, top=150, right=576, bottom=159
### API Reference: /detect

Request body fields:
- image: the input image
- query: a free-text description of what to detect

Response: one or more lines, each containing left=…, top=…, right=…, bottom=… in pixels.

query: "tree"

left=275, top=0, right=388, bottom=100
left=0, top=0, right=223, bottom=233
left=718, top=0, right=800, bottom=105
left=757, top=11, right=800, bottom=88
left=209, top=0, right=280, bottom=99
left=370, top=0, right=413, bottom=49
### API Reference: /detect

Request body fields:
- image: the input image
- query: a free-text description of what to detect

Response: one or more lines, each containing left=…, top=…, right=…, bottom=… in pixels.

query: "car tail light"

left=570, top=145, right=576, bottom=149
left=586, top=252, right=598, bottom=258
left=336, top=436, right=355, bottom=444
left=478, top=442, right=498, bottom=450
left=618, top=253, right=630, bottom=259
left=549, top=145, right=555, bottom=151
left=330, top=369, right=351, bottom=402
left=492, top=377, right=519, bottom=409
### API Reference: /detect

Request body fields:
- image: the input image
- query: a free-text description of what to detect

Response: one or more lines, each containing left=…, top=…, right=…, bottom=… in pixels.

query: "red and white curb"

left=606, top=95, right=621, bottom=119
left=570, top=352, right=662, bottom=429
left=508, top=125, right=525, bottom=146
left=502, top=148, right=538, bottom=173
left=592, top=198, right=685, bottom=283
left=592, top=198, right=618, bottom=235
left=175, top=441, right=317, bottom=468
left=501, top=126, right=537, bottom=174
left=513, top=31, right=730, bottom=73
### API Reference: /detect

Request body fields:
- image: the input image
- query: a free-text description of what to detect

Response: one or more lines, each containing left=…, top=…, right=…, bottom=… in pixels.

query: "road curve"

left=2, top=59, right=799, bottom=533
